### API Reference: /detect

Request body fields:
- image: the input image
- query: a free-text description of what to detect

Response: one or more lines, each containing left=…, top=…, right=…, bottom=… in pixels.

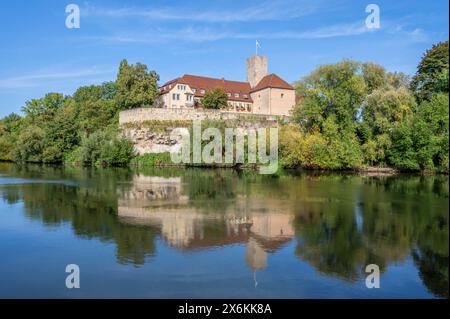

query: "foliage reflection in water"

left=0, top=163, right=447, bottom=298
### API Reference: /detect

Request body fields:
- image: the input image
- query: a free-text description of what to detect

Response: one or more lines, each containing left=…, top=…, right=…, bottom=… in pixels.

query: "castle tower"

left=246, top=55, right=268, bottom=88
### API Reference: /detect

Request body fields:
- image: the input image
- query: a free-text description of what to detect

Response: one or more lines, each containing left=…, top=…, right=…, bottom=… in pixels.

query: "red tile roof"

left=251, top=73, right=294, bottom=92
left=160, top=74, right=253, bottom=103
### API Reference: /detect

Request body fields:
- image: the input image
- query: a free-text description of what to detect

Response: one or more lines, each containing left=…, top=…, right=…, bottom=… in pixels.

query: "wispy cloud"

left=0, top=68, right=114, bottom=89
left=83, top=0, right=319, bottom=23
left=387, top=25, right=429, bottom=43
left=87, top=21, right=373, bottom=44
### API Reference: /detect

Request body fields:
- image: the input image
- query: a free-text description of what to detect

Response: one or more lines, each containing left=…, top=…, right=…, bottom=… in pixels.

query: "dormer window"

left=200, top=89, right=205, bottom=94
left=192, top=88, right=196, bottom=93
left=227, top=93, right=231, bottom=97
left=243, top=94, right=248, bottom=99
left=234, top=93, right=239, bottom=98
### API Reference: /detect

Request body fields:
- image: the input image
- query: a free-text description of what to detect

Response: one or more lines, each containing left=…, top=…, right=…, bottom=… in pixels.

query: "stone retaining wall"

left=119, top=107, right=289, bottom=124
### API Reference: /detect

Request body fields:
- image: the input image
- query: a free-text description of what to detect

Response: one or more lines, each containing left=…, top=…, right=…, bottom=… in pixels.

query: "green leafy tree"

left=21, top=93, right=65, bottom=121
left=412, top=93, right=449, bottom=171
left=0, top=113, right=22, bottom=160
left=411, top=41, right=449, bottom=102
left=115, top=59, right=160, bottom=110
left=293, top=60, right=366, bottom=130
left=201, top=88, right=228, bottom=109
left=387, top=121, right=419, bottom=170
left=13, top=125, right=45, bottom=162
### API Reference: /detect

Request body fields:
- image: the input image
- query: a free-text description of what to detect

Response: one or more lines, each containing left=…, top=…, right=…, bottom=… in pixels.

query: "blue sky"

left=0, top=0, right=448, bottom=117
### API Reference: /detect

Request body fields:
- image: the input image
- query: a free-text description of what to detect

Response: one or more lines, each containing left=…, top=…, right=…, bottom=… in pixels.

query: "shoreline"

left=2, top=160, right=447, bottom=176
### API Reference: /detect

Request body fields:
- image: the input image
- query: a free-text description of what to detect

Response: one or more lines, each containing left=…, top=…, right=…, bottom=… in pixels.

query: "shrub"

left=77, top=130, right=135, bottom=167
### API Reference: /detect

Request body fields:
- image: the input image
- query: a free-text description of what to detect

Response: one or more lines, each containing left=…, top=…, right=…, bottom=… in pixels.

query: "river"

left=0, top=163, right=448, bottom=298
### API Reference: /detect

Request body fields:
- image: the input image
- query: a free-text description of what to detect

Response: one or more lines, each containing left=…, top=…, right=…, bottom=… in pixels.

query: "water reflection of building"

left=117, top=175, right=294, bottom=274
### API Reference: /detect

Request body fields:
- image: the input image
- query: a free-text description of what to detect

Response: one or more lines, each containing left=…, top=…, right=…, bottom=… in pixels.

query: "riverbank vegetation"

left=0, top=41, right=448, bottom=173
left=0, top=59, right=159, bottom=166
left=282, top=41, right=448, bottom=173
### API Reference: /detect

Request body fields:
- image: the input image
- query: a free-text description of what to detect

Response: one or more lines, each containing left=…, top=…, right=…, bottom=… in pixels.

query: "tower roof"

left=250, top=73, right=294, bottom=92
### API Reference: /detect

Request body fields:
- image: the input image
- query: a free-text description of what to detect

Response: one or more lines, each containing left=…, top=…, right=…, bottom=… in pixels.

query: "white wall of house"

left=162, top=84, right=195, bottom=109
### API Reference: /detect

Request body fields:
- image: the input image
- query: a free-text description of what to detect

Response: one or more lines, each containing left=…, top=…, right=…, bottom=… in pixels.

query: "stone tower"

left=246, top=55, right=268, bottom=88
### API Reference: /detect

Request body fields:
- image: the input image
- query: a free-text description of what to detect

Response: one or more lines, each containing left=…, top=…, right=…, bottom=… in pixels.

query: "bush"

left=76, top=130, right=135, bottom=167
left=130, top=153, right=172, bottom=167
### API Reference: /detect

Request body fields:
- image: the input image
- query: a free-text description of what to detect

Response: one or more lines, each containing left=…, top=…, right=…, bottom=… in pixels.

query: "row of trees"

left=281, top=41, right=449, bottom=172
left=0, top=59, right=160, bottom=166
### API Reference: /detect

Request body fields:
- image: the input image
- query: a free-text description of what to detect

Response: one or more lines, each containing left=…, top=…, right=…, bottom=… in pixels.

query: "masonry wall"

left=119, top=108, right=290, bottom=155
left=119, top=107, right=288, bottom=125
left=251, top=88, right=271, bottom=114
left=269, top=88, right=296, bottom=116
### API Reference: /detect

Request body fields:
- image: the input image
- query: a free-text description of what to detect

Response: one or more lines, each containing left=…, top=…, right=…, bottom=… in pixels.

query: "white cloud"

left=0, top=68, right=114, bottom=89
left=83, top=0, right=319, bottom=23
left=88, top=21, right=374, bottom=44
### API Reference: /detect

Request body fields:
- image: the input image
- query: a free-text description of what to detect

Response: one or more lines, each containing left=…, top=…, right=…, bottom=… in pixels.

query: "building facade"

left=159, top=55, right=295, bottom=116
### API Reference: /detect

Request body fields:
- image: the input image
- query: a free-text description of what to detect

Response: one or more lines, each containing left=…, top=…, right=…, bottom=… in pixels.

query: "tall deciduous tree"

left=115, top=59, right=160, bottom=110
left=293, top=60, right=366, bottom=130
left=411, top=41, right=449, bottom=102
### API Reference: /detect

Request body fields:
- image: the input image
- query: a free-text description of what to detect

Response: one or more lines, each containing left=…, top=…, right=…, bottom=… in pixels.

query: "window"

left=172, top=93, right=176, bottom=100
left=227, top=93, right=231, bottom=97
left=234, top=93, right=239, bottom=98
left=200, top=89, right=205, bottom=94
left=243, top=94, right=248, bottom=99
left=192, top=88, right=196, bottom=93
left=281, top=93, right=284, bottom=98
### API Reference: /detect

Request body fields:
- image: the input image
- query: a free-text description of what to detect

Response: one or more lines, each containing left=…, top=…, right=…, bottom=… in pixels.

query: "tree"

left=201, top=88, right=228, bottom=109
left=362, top=62, right=387, bottom=94
left=42, top=99, right=79, bottom=163
left=13, top=125, right=45, bottom=162
left=412, top=93, right=449, bottom=171
left=73, top=85, right=115, bottom=136
left=0, top=113, right=22, bottom=160
left=292, top=60, right=366, bottom=130
left=387, top=121, right=419, bottom=171
left=21, top=93, right=65, bottom=121
left=115, top=59, right=160, bottom=110
left=411, top=41, right=449, bottom=102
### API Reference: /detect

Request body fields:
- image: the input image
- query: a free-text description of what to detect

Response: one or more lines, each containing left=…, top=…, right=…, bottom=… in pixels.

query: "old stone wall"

left=119, top=107, right=289, bottom=125
left=120, top=108, right=289, bottom=156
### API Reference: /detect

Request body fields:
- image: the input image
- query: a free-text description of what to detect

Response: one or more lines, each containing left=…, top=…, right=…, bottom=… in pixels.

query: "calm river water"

left=0, top=163, right=448, bottom=298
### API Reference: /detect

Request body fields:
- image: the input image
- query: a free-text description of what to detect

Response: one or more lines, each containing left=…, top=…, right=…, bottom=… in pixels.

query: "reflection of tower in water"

left=245, top=237, right=267, bottom=271
left=245, top=237, right=267, bottom=288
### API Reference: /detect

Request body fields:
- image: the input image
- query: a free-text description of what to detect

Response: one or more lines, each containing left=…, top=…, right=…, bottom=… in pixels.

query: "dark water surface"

left=0, top=163, right=448, bottom=298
